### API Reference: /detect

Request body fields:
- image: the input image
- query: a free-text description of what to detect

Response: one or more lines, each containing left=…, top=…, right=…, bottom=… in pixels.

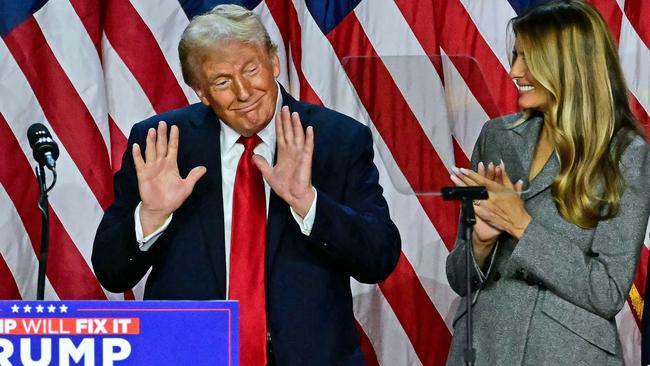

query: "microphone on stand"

left=27, top=123, right=59, bottom=170
left=26, top=123, right=59, bottom=300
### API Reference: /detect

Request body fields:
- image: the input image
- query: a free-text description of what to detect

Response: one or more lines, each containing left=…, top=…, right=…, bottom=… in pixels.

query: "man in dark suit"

left=92, top=4, right=400, bottom=366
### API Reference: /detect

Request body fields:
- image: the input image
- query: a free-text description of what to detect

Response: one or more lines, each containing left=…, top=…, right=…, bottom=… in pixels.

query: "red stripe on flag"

left=328, top=13, right=460, bottom=250
left=452, top=137, right=470, bottom=169
left=395, top=0, right=517, bottom=119
left=265, top=0, right=323, bottom=105
left=379, top=254, right=452, bottom=366
left=354, top=320, right=380, bottom=366
left=630, top=95, right=650, bottom=137
left=0, top=113, right=107, bottom=300
left=634, top=245, right=648, bottom=302
left=391, top=0, right=445, bottom=79
left=3, top=17, right=113, bottom=210
left=109, top=115, right=128, bottom=173
left=70, top=0, right=102, bottom=56
left=624, top=0, right=650, bottom=51
left=102, top=0, right=189, bottom=113
left=0, top=254, right=21, bottom=300
left=588, top=0, right=622, bottom=43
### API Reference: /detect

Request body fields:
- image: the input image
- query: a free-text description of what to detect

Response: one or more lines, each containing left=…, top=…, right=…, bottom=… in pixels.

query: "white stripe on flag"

left=618, top=14, right=650, bottom=115
left=34, top=0, right=110, bottom=150
left=459, top=0, right=517, bottom=70
left=353, top=281, right=424, bottom=366
left=130, top=0, right=198, bottom=104
left=101, top=35, right=157, bottom=136
left=0, top=184, right=59, bottom=300
left=356, top=0, right=456, bottom=168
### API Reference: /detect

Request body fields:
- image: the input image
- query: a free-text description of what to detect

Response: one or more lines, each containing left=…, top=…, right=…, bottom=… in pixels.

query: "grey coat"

left=446, top=113, right=650, bottom=366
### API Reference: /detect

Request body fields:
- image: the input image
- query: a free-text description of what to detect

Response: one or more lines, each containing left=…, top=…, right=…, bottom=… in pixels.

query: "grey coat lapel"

left=499, top=115, right=558, bottom=201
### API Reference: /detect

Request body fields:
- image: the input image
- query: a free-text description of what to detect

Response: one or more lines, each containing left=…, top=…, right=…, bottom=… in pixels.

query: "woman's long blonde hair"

left=510, top=0, right=643, bottom=228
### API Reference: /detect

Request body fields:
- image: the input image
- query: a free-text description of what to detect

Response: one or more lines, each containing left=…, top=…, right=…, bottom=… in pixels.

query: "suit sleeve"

left=306, top=125, right=401, bottom=284
left=445, top=121, right=499, bottom=296
left=91, top=123, right=157, bottom=293
left=510, top=138, right=650, bottom=319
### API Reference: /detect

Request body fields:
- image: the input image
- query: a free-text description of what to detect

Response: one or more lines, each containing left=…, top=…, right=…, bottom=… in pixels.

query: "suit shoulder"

left=296, top=101, right=368, bottom=137
left=481, top=112, right=526, bottom=131
left=133, top=103, right=212, bottom=131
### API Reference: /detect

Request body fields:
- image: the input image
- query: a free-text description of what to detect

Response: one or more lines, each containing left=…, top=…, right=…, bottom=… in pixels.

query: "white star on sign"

left=59, top=304, right=68, bottom=313
left=35, top=305, right=44, bottom=313
left=23, top=305, right=32, bottom=313
left=11, top=305, right=19, bottom=313
left=47, top=305, right=56, bottom=313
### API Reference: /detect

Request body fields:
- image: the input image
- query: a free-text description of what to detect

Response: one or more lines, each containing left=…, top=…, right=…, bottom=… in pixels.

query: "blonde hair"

left=510, top=0, right=643, bottom=228
left=178, top=4, right=278, bottom=87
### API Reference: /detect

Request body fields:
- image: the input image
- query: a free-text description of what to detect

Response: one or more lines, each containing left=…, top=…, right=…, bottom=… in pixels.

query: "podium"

left=0, top=301, right=238, bottom=365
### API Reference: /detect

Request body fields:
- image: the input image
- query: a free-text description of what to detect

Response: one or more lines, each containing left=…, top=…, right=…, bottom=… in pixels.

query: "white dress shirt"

left=134, top=83, right=317, bottom=296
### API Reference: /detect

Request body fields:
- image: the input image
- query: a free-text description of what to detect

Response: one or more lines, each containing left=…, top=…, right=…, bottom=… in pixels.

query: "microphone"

left=27, top=123, right=59, bottom=169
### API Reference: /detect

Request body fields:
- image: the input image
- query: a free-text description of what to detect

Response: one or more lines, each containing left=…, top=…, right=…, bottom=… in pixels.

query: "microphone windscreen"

left=27, top=123, right=52, bottom=148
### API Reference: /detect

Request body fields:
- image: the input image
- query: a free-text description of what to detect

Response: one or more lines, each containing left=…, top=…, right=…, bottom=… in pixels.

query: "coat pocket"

left=541, top=292, right=618, bottom=355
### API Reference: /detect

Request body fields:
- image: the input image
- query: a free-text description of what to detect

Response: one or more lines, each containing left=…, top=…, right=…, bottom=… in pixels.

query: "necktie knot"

left=238, top=134, right=262, bottom=152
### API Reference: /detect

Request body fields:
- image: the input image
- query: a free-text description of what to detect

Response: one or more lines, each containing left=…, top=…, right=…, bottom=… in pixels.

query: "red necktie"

left=230, top=135, right=267, bottom=366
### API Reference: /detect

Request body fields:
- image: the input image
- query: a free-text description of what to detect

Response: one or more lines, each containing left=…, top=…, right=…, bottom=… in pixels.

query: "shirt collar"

left=220, top=82, right=282, bottom=155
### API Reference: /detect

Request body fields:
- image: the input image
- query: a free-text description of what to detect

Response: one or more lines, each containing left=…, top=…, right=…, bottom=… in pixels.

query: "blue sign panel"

left=0, top=301, right=238, bottom=365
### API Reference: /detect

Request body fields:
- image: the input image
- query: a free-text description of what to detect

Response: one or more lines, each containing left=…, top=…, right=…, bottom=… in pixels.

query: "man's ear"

left=271, top=51, right=280, bottom=78
left=193, top=86, right=210, bottom=106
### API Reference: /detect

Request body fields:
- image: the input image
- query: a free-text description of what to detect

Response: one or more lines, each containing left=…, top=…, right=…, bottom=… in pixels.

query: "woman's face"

left=509, top=37, right=551, bottom=113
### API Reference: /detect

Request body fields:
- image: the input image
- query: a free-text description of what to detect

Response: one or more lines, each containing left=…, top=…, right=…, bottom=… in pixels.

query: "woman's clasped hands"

left=449, top=161, right=532, bottom=264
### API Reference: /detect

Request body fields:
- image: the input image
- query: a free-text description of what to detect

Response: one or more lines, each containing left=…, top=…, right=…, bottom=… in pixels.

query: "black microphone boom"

left=27, top=123, right=59, bottom=169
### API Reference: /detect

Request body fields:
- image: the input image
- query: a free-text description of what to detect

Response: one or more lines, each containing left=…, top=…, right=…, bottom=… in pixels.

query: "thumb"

left=185, top=166, right=207, bottom=187
left=252, top=154, right=272, bottom=179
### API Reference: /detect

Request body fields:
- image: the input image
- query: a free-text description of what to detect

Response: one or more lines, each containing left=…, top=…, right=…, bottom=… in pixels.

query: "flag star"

left=35, top=305, right=44, bottom=313
left=23, top=305, right=32, bottom=313
left=47, top=305, right=56, bottom=313
left=11, top=305, right=19, bottom=313
left=59, top=304, right=68, bottom=313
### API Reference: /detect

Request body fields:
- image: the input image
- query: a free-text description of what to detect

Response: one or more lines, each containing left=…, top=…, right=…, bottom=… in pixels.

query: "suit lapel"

left=265, top=86, right=296, bottom=275
left=499, top=115, right=557, bottom=200
left=186, top=106, right=227, bottom=293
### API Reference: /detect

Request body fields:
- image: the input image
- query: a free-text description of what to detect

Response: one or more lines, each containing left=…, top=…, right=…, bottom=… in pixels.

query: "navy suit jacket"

left=92, top=86, right=401, bottom=365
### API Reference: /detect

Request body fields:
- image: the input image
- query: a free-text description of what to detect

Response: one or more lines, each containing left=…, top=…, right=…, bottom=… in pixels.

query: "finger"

left=291, top=112, right=304, bottom=146
left=276, top=107, right=287, bottom=149
left=477, top=162, right=485, bottom=177
left=156, top=121, right=168, bottom=158
left=486, top=162, right=496, bottom=181
left=281, top=107, right=294, bottom=147
left=451, top=167, right=479, bottom=186
left=167, top=125, right=180, bottom=161
left=304, top=126, right=314, bottom=157
left=450, top=174, right=466, bottom=187
left=184, top=166, right=207, bottom=188
left=132, top=143, right=145, bottom=172
left=514, top=179, right=524, bottom=194
left=144, top=127, right=157, bottom=163
left=499, top=160, right=514, bottom=188
left=252, top=154, right=273, bottom=181
left=458, top=167, right=491, bottom=186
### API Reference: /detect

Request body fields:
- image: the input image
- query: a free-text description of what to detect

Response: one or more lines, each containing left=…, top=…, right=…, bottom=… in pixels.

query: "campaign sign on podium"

left=0, top=301, right=238, bottom=365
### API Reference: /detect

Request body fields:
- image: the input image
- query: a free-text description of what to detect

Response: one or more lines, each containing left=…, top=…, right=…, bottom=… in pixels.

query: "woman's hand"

left=450, top=162, right=502, bottom=265
left=453, top=161, right=531, bottom=240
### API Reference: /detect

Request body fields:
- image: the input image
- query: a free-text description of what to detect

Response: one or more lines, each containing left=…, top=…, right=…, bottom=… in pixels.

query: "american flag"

left=1, top=0, right=648, bottom=364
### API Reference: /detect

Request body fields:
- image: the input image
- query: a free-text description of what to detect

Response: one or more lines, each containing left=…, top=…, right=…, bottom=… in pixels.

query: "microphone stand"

left=35, top=163, right=57, bottom=300
left=442, top=186, right=488, bottom=366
